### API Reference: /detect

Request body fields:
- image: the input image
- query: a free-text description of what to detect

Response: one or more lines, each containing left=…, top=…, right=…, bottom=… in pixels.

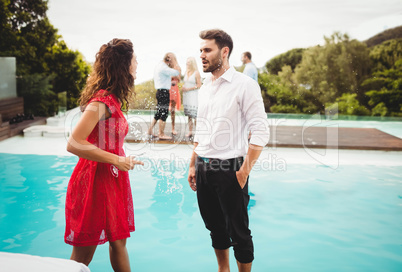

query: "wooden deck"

left=269, top=126, right=402, bottom=151
left=125, top=122, right=402, bottom=151
left=0, top=97, right=24, bottom=121
left=0, top=117, right=47, bottom=141
left=0, top=96, right=47, bottom=141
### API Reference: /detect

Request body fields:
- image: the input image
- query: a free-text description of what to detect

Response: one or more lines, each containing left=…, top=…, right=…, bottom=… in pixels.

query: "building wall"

left=0, top=57, right=17, bottom=99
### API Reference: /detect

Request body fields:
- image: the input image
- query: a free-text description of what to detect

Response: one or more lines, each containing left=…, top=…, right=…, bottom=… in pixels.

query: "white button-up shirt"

left=153, top=61, right=180, bottom=90
left=194, top=67, right=269, bottom=159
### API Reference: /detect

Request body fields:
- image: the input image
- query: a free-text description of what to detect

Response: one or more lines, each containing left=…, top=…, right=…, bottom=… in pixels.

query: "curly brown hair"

left=79, top=38, right=134, bottom=111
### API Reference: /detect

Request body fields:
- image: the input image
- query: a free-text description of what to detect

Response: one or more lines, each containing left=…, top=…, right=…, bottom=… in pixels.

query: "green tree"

left=0, top=0, right=56, bottom=75
left=295, top=32, right=371, bottom=113
left=265, top=48, right=305, bottom=75
left=6, top=0, right=47, bottom=31
left=45, top=41, right=90, bottom=109
left=0, top=0, right=17, bottom=55
left=368, top=38, right=402, bottom=72
left=364, top=67, right=402, bottom=116
left=0, top=0, right=90, bottom=115
left=365, top=25, right=402, bottom=48
left=0, top=0, right=91, bottom=116
left=258, top=72, right=280, bottom=112
left=17, top=73, right=57, bottom=116
left=362, top=39, right=402, bottom=116
left=258, top=65, right=316, bottom=113
left=260, top=30, right=402, bottom=116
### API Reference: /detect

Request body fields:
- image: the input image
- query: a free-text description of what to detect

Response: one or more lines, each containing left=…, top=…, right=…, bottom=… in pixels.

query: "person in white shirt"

left=241, top=51, right=258, bottom=82
left=147, top=53, right=180, bottom=140
left=187, top=29, right=269, bottom=272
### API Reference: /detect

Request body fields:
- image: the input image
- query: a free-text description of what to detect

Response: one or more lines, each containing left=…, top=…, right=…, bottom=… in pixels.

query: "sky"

left=47, top=0, right=402, bottom=84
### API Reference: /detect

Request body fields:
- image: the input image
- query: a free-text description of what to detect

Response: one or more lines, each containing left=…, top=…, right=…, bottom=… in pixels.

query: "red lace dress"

left=169, top=76, right=181, bottom=111
left=65, top=90, right=134, bottom=246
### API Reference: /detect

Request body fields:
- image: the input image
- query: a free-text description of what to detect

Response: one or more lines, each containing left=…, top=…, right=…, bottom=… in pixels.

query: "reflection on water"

left=148, top=158, right=197, bottom=230
left=146, top=157, right=256, bottom=232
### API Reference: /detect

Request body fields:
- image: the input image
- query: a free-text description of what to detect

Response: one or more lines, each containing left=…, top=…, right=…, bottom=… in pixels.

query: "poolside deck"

left=0, top=117, right=47, bottom=141
left=125, top=122, right=402, bottom=151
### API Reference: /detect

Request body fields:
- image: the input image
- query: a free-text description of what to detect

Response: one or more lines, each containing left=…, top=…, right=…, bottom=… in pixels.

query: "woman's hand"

left=115, top=156, right=144, bottom=171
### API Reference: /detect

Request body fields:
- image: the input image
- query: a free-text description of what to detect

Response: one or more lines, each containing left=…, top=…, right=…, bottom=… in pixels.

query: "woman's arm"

left=195, top=71, right=202, bottom=88
left=67, top=101, right=142, bottom=171
left=173, top=65, right=181, bottom=82
left=183, top=71, right=201, bottom=92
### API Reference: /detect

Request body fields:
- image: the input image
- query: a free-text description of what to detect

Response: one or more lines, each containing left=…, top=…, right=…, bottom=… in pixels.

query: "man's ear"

left=222, top=46, right=230, bottom=59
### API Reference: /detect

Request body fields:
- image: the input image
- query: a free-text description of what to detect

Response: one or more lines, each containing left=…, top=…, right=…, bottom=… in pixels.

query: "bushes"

left=131, top=80, right=157, bottom=110
left=326, top=93, right=370, bottom=116
left=17, top=73, right=57, bottom=116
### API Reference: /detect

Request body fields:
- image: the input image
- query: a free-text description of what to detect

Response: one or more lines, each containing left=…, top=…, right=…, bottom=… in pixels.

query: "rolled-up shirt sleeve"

left=241, top=79, right=270, bottom=147
left=162, top=65, right=180, bottom=77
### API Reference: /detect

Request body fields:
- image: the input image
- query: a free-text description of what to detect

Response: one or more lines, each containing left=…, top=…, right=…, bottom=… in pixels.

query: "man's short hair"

left=199, top=29, right=233, bottom=58
left=243, top=51, right=252, bottom=60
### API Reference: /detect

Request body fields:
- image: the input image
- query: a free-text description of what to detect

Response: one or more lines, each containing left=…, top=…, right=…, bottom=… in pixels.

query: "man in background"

left=241, top=51, right=258, bottom=82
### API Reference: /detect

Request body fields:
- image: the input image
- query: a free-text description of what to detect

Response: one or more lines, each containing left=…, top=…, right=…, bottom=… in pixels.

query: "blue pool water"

left=1, top=152, right=402, bottom=271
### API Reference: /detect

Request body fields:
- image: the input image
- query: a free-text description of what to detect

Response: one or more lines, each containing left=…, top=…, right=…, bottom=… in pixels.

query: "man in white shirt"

left=187, top=29, right=269, bottom=272
left=147, top=53, right=180, bottom=140
left=241, top=51, right=258, bottom=82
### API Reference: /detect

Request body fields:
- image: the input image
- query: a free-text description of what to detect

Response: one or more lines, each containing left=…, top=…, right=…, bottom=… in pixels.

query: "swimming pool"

left=1, top=142, right=402, bottom=271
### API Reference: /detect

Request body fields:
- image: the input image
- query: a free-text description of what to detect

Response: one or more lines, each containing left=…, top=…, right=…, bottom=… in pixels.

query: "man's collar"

left=220, top=66, right=235, bottom=82
left=204, top=66, right=235, bottom=84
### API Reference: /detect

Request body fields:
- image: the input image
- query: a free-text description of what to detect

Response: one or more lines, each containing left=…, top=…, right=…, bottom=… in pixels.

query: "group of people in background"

left=146, top=52, right=201, bottom=140
left=147, top=50, right=258, bottom=140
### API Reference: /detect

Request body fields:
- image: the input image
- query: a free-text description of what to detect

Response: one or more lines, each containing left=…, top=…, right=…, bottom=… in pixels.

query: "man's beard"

left=203, top=52, right=223, bottom=73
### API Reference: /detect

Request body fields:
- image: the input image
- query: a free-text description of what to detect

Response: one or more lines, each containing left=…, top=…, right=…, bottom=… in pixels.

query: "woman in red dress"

left=65, top=39, right=143, bottom=271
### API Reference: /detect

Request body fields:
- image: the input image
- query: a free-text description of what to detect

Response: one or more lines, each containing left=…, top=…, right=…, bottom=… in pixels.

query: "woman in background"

left=168, top=53, right=181, bottom=135
left=182, top=57, right=201, bottom=137
left=65, top=38, right=143, bottom=272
